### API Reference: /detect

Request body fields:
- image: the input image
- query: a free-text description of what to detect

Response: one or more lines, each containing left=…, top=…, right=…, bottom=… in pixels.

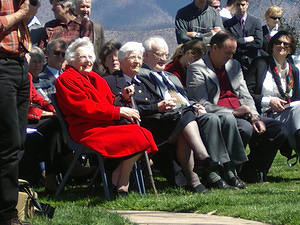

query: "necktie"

left=160, top=73, right=185, bottom=108
left=240, top=18, right=245, bottom=30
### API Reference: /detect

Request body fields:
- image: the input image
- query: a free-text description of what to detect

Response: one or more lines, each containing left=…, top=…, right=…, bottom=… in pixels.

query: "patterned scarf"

left=270, top=59, right=294, bottom=103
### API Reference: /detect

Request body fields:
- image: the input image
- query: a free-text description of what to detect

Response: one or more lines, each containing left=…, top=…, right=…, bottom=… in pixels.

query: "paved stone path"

left=114, top=210, right=269, bottom=225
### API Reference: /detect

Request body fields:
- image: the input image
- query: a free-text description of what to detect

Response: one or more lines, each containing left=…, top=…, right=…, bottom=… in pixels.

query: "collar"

left=123, top=74, right=133, bottom=84
left=46, top=65, right=61, bottom=78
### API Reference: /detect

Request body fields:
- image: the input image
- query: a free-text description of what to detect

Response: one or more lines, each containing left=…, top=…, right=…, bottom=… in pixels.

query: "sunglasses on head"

left=274, top=40, right=290, bottom=48
left=53, top=50, right=65, bottom=57
left=270, top=16, right=281, bottom=20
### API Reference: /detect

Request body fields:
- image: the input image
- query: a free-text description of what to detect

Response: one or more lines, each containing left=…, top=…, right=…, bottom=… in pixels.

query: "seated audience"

left=246, top=31, right=300, bottom=157
left=165, top=40, right=206, bottom=87
left=136, top=36, right=248, bottom=191
left=186, top=31, right=288, bottom=183
left=100, top=41, right=122, bottom=76
left=54, top=37, right=158, bottom=195
left=261, top=6, right=283, bottom=56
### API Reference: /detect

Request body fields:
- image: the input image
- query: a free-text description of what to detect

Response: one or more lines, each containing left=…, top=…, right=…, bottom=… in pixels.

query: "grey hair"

left=65, top=37, right=96, bottom=64
left=30, top=46, right=46, bottom=65
left=118, top=42, right=144, bottom=61
left=143, top=36, right=168, bottom=52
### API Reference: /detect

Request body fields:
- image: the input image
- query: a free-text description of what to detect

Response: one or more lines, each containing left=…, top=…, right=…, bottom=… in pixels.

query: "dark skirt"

left=141, top=109, right=196, bottom=145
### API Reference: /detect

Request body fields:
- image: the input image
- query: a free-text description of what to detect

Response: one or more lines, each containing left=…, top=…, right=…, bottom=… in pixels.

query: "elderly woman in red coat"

left=55, top=37, right=158, bottom=195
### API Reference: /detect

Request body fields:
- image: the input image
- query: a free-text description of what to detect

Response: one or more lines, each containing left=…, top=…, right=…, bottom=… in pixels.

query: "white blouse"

left=261, top=58, right=292, bottom=113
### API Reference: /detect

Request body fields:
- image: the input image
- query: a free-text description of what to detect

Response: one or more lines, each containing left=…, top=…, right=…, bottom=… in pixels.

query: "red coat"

left=55, top=66, right=158, bottom=158
left=28, top=73, right=54, bottom=122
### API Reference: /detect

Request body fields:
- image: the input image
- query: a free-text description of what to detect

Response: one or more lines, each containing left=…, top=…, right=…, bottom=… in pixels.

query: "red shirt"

left=215, top=67, right=241, bottom=109
left=40, top=18, right=93, bottom=49
left=0, top=0, right=30, bottom=55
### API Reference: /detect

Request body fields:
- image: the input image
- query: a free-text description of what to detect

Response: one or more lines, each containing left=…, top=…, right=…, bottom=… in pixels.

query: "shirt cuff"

left=261, top=96, right=271, bottom=108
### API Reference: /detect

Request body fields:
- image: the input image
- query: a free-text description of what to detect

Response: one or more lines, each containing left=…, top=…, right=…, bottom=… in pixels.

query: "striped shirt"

left=0, top=0, right=30, bottom=55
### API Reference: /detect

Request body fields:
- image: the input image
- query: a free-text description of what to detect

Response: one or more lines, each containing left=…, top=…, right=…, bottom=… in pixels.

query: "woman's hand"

left=157, top=98, right=176, bottom=112
left=269, top=97, right=287, bottom=112
left=120, top=107, right=140, bottom=123
left=121, top=85, right=135, bottom=101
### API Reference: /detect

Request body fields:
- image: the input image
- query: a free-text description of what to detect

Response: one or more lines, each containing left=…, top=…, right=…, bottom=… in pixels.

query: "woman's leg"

left=181, top=121, right=209, bottom=160
left=112, top=152, right=143, bottom=192
left=176, top=135, right=200, bottom=188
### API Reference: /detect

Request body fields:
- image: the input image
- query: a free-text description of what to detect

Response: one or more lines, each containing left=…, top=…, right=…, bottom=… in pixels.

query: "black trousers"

left=236, top=117, right=287, bottom=172
left=0, top=57, right=29, bottom=221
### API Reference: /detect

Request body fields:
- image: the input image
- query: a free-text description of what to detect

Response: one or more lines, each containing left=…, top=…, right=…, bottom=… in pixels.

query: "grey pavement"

left=114, top=210, right=269, bottom=225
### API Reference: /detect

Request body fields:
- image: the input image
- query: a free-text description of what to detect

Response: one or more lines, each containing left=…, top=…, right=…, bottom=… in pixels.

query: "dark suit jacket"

left=245, top=56, right=300, bottom=114
left=104, top=70, right=127, bottom=96
left=224, top=14, right=263, bottom=60
left=135, top=64, right=193, bottom=117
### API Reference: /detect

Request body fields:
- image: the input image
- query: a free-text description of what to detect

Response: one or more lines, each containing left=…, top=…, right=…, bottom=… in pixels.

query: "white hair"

left=65, top=37, right=96, bottom=64
left=30, top=46, right=46, bottom=65
left=118, top=42, right=145, bottom=61
left=143, top=36, right=168, bottom=52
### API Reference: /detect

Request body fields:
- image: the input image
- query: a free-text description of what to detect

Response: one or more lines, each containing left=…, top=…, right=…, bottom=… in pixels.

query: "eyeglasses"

left=212, top=5, right=220, bottom=9
left=151, top=51, right=170, bottom=59
left=53, top=50, right=65, bottom=57
left=274, top=40, right=290, bottom=48
left=270, top=16, right=281, bottom=20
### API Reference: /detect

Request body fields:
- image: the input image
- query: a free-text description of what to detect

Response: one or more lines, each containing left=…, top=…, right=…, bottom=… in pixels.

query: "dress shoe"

left=117, top=190, right=129, bottom=197
left=2, top=218, right=32, bottom=225
left=198, top=157, right=223, bottom=172
left=210, top=179, right=238, bottom=190
left=186, top=183, right=210, bottom=194
left=227, top=176, right=247, bottom=189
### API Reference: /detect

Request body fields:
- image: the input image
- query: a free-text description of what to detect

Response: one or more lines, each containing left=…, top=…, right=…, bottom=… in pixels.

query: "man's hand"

left=186, top=31, right=197, bottom=38
left=232, top=105, right=251, bottom=118
left=269, top=97, right=286, bottom=112
left=120, top=107, right=140, bottom=124
left=211, top=27, right=222, bottom=33
left=245, top=36, right=254, bottom=43
left=157, top=98, right=176, bottom=112
left=252, top=120, right=266, bottom=134
left=193, top=103, right=206, bottom=114
left=121, top=85, right=135, bottom=101
left=19, top=0, right=40, bottom=22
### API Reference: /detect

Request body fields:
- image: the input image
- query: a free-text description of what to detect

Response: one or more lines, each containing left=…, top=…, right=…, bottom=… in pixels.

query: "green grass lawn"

left=28, top=153, right=300, bottom=225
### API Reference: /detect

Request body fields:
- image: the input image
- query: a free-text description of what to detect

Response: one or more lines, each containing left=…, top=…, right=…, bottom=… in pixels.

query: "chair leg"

left=55, top=150, right=81, bottom=196
left=97, top=156, right=113, bottom=201
left=133, top=162, right=146, bottom=194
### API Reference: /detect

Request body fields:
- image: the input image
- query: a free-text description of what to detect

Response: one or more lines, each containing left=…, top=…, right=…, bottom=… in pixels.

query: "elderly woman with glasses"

left=261, top=5, right=282, bottom=56
left=54, top=37, right=158, bottom=195
left=245, top=30, right=300, bottom=159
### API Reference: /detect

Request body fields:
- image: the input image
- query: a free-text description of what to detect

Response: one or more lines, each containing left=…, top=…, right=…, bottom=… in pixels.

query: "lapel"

left=202, top=55, right=220, bottom=92
left=231, top=16, right=244, bottom=38
left=224, top=59, right=239, bottom=92
left=164, top=71, right=186, bottom=97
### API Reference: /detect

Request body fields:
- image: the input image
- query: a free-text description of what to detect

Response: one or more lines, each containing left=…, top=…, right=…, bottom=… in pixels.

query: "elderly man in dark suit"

left=223, top=0, right=263, bottom=75
left=186, top=31, right=287, bottom=183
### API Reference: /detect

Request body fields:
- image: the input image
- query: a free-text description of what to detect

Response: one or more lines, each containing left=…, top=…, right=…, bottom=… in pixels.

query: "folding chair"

left=50, top=94, right=146, bottom=200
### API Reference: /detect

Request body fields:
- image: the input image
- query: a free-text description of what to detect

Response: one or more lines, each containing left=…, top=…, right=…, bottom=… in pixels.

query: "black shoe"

left=186, top=184, right=210, bottom=194
left=210, top=179, right=238, bottom=190
left=198, top=157, right=223, bottom=172
left=117, top=190, right=128, bottom=197
left=227, top=177, right=247, bottom=189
